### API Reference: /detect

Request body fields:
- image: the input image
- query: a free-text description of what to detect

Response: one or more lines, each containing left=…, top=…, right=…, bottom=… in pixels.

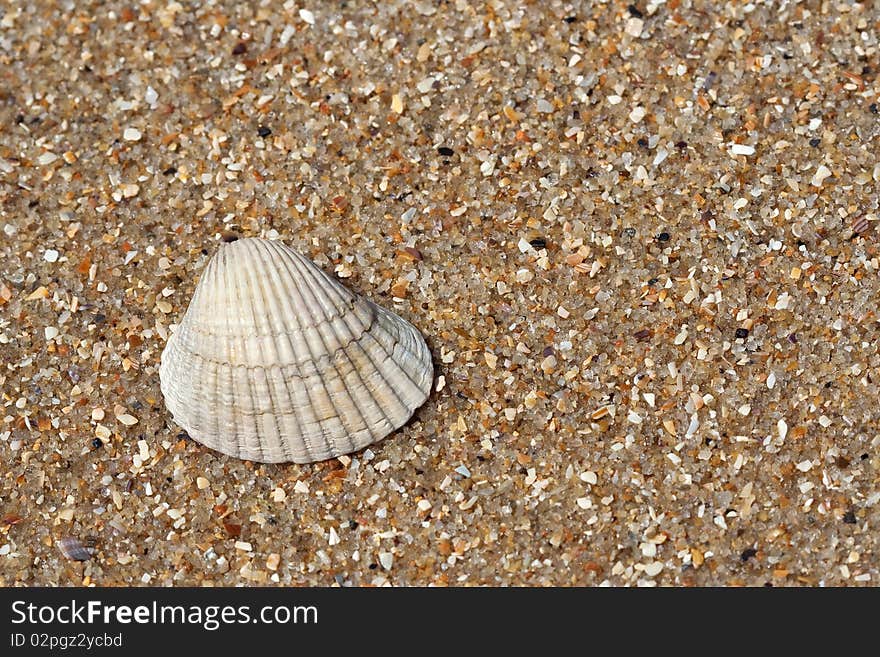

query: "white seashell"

left=159, top=238, right=433, bottom=464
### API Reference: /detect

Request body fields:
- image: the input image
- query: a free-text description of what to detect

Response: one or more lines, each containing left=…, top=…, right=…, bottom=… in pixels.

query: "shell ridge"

left=243, top=240, right=282, bottom=461
left=351, top=328, right=412, bottom=420
left=259, top=251, right=317, bottom=462
left=270, top=244, right=333, bottom=460
left=273, top=242, right=362, bottom=351
left=365, top=314, right=429, bottom=395
left=376, top=304, right=434, bottom=391
left=363, top=330, right=432, bottom=412
left=285, top=243, right=358, bottom=312
left=252, top=239, right=301, bottom=462
left=281, top=247, right=380, bottom=446
left=222, top=245, right=245, bottom=460
left=338, top=340, right=402, bottom=434
left=281, top=246, right=357, bottom=459
left=159, top=328, right=390, bottom=382
left=206, top=252, right=225, bottom=443
left=271, top=239, right=362, bottom=328
left=182, top=309, right=361, bottom=338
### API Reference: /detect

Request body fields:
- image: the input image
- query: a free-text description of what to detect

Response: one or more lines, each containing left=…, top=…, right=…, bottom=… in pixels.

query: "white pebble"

left=730, top=144, right=755, bottom=156
left=625, top=17, right=644, bottom=37
left=579, top=471, right=598, bottom=485
left=378, top=552, right=393, bottom=570
left=123, top=127, right=142, bottom=142
left=777, top=418, right=788, bottom=440
left=629, top=105, right=646, bottom=123
left=811, top=164, right=832, bottom=187
left=117, top=413, right=138, bottom=426
left=537, top=98, right=553, bottom=113
left=643, top=561, right=663, bottom=577
left=145, top=86, right=158, bottom=106
left=279, top=24, right=296, bottom=46
left=44, top=249, right=59, bottom=263
left=44, top=326, right=59, bottom=340
left=299, top=8, right=315, bottom=25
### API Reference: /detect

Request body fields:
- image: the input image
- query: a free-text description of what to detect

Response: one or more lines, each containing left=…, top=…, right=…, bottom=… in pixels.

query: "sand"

left=1, top=0, right=879, bottom=586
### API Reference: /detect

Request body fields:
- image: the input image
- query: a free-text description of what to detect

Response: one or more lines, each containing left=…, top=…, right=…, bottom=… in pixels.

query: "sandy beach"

left=1, top=0, right=879, bottom=586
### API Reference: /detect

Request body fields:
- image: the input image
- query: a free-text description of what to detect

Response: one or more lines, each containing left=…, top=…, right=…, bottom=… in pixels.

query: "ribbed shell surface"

left=158, top=238, right=433, bottom=463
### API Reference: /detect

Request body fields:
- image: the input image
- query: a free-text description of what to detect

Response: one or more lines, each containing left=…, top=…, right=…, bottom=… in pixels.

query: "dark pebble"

left=529, top=237, right=547, bottom=249
left=627, top=4, right=644, bottom=18
left=437, top=146, right=454, bottom=156
left=735, top=327, right=749, bottom=339
left=675, top=140, right=688, bottom=149
left=563, top=15, right=577, bottom=23
left=162, top=166, right=177, bottom=176
left=257, top=126, right=272, bottom=138
left=637, top=137, right=649, bottom=148
left=809, top=137, right=820, bottom=147
left=232, top=41, right=247, bottom=55
left=740, top=547, right=757, bottom=562
left=92, top=438, right=103, bottom=449
left=843, top=510, right=857, bottom=524
left=633, top=328, right=653, bottom=342
left=92, top=313, right=106, bottom=325
left=657, top=232, right=670, bottom=242
left=870, top=103, right=878, bottom=114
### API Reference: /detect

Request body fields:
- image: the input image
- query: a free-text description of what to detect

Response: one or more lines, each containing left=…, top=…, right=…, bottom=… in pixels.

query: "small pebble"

left=730, top=143, right=755, bottom=156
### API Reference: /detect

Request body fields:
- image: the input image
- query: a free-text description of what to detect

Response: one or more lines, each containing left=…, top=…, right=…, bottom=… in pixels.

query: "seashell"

left=159, top=238, right=433, bottom=464
left=57, top=537, right=94, bottom=561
